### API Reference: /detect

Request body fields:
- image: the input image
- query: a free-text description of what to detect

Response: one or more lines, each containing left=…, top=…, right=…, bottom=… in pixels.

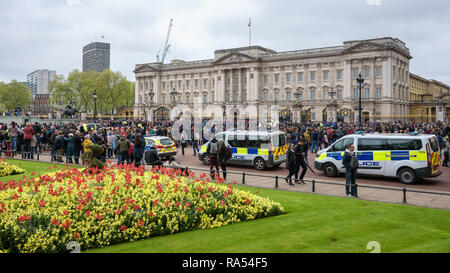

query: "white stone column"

left=343, top=60, right=352, bottom=99
left=253, top=67, right=260, bottom=103
left=436, top=105, right=445, bottom=121
left=155, top=74, right=161, bottom=104
left=246, top=68, right=251, bottom=101
left=218, top=70, right=225, bottom=102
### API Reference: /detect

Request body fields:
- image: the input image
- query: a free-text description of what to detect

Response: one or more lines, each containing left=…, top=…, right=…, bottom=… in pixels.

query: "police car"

left=144, top=136, right=177, bottom=160
left=314, top=133, right=442, bottom=184
left=81, top=123, right=102, bottom=132
left=198, top=130, right=287, bottom=171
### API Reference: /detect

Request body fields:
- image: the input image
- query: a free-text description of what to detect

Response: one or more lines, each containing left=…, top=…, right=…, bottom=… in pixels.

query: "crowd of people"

left=0, top=119, right=449, bottom=178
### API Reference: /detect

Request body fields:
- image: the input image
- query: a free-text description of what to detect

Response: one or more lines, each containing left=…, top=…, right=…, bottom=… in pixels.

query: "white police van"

left=199, top=130, right=287, bottom=170
left=314, top=133, right=442, bottom=184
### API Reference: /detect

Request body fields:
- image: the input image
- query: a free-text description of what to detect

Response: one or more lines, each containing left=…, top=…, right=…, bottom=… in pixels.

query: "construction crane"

left=156, top=18, right=173, bottom=63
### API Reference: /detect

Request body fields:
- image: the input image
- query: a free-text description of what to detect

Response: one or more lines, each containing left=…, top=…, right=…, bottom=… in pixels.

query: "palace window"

left=203, top=94, right=207, bottom=104
left=311, top=90, right=316, bottom=100
left=337, top=89, right=343, bottom=99
left=274, top=91, right=279, bottom=102
left=353, top=88, right=358, bottom=99
left=203, top=79, right=207, bottom=87
left=310, top=71, right=316, bottom=82
left=286, top=73, right=291, bottom=83
left=364, top=68, right=370, bottom=78
left=263, top=75, right=268, bottom=84
left=298, top=72, right=303, bottom=82
left=353, top=68, right=359, bottom=79
left=162, top=82, right=166, bottom=89
left=195, top=79, right=199, bottom=88
left=264, top=92, right=268, bottom=102
left=186, top=95, right=190, bottom=104
left=286, top=91, right=291, bottom=101
left=186, top=80, right=190, bottom=88
left=376, top=88, right=382, bottom=99
left=274, top=74, right=279, bottom=83
left=364, top=87, right=370, bottom=98
left=337, top=70, right=342, bottom=81
left=323, top=71, right=329, bottom=81
left=376, top=67, right=382, bottom=78
left=178, top=81, right=182, bottom=88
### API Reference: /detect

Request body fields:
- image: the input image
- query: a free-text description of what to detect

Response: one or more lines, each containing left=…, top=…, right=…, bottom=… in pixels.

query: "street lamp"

left=356, top=73, right=364, bottom=126
left=93, top=89, right=97, bottom=122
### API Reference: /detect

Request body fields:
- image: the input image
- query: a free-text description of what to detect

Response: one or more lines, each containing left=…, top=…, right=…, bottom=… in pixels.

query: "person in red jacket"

left=23, top=122, right=34, bottom=159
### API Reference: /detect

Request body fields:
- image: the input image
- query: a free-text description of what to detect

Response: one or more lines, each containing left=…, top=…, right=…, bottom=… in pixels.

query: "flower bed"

left=0, top=159, right=25, bottom=177
left=0, top=164, right=284, bottom=253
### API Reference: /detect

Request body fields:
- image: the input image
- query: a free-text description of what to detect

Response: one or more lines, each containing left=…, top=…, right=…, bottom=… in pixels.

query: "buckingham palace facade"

left=134, top=37, right=412, bottom=123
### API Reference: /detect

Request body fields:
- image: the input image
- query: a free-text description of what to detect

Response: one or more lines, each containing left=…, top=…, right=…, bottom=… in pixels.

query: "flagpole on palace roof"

left=248, top=17, right=251, bottom=47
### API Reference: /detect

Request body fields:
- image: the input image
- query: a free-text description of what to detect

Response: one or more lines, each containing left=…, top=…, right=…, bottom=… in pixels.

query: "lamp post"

left=356, top=73, right=364, bottom=126
left=93, top=89, right=97, bottom=122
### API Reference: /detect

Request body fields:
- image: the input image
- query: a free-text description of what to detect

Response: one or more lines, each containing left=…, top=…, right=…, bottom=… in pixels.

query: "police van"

left=314, top=133, right=442, bottom=184
left=199, top=130, right=287, bottom=170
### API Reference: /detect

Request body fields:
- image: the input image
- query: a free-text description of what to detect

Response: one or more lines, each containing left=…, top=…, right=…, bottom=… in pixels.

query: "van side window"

left=357, top=139, right=385, bottom=151
left=428, top=137, right=439, bottom=152
left=333, top=138, right=354, bottom=152
left=386, top=139, right=422, bottom=150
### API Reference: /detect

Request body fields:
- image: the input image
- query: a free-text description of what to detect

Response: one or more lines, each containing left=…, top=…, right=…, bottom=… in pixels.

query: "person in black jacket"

left=145, top=146, right=163, bottom=166
left=284, top=143, right=296, bottom=186
left=72, top=131, right=82, bottom=164
left=342, top=143, right=358, bottom=197
left=294, top=139, right=307, bottom=184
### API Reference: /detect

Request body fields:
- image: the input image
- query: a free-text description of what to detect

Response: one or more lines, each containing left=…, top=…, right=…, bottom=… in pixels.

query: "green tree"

left=0, top=80, right=32, bottom=111
left=49, top=70, right=133, bottom=115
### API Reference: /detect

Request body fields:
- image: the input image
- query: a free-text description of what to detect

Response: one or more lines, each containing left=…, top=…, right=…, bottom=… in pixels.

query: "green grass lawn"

left=84, top=185, right=450, bottom=253
left=2, top=159, right=449, bottom=253
left=0, top=159, right=81, bottom=182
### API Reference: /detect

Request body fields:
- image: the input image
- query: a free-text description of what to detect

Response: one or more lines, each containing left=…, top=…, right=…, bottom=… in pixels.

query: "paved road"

left=174, top=145, right=450, bottom=193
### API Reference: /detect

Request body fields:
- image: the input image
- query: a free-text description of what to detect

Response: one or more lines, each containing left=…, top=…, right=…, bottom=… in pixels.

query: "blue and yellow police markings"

left=230, top=147, right=269, bottom=156
left=318, top=150, right=426, bottom=162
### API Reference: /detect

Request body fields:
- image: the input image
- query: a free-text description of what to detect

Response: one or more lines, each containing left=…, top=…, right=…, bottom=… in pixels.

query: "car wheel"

left=398, top=167, right=417, bottom=184
left=202, top=154, right=210, bottom=165
left=323, top=163, right=337, bottom=177
left=254, top=157, right=266, bottom=171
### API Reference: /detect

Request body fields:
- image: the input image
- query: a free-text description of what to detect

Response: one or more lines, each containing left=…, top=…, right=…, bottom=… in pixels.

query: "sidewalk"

left=6, top=153, right=450, bottom=211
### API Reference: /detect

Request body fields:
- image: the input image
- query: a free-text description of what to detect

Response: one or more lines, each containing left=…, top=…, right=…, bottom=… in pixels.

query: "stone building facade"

left=409, top=73, right=450, bottom=122
left=134, top=37, right=412, bottom=123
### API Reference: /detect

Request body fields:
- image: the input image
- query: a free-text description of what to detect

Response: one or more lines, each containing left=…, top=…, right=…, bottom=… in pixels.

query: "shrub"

left=81, top=144, right=105, bottom=170
left=0, top=164, right=284, bottom=253
left=0, top=159, right=25, bottom=177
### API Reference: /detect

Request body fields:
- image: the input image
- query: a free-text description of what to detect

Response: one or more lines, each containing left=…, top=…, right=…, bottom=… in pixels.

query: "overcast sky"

left=1, top=0, right=449, bottom=85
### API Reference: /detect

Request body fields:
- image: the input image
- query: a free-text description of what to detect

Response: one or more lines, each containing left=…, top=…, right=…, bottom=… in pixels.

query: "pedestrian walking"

left=117, top=133, right=130, bottom=165
left=133, top=133, right=145, bottom=167
left=443, top=136, right=449, bottom=167
left=207, top=136, right=219, bottom=178
left=294, top=139, right=307, bottom=184
left=217, top=139, right=231, bottom=180
left=23, top=122, right=34, bottom=159
left=180, top=130, right=187, bottom=156
left=72, top=131, right=82, bottom=164
left=342, top=143, right=358, bottom=197
left=285, top=143, right=296, bottom=186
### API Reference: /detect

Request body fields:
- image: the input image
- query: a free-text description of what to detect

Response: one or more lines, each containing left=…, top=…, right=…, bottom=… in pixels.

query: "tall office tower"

left=82, top=42, right=110, bottom=72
